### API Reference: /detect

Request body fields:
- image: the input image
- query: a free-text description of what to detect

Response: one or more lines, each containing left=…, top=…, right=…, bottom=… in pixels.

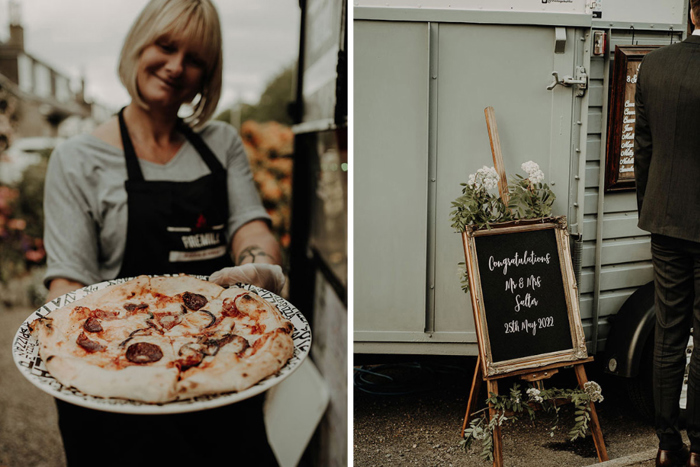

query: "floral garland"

left=451, top=161, right=556, bottom=292
left=461, top=381, right=604, bottom=462
left=451, top=161, right=555, bottom=232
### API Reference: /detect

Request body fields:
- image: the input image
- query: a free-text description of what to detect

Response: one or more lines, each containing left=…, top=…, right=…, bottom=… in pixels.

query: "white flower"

left=529, top=170, right=545, bottom=184
left=521, top=161, right=545, bottom=185
left=521, top=161, right=540, bottom=174
left=467, top=166, right=499, bottom=190
left=526, top=387, right=544, bottom=403
left=583, top=381, right=604, bottom=403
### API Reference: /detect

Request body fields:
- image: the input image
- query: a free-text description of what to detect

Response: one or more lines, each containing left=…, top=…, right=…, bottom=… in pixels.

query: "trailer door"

left=354, top=7, right=592, bottom=354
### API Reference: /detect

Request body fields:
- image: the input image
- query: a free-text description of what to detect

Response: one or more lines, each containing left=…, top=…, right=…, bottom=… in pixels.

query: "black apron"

left=117, top=107, right=232, bottom=277
left=55, top=109, right=277, bottom=467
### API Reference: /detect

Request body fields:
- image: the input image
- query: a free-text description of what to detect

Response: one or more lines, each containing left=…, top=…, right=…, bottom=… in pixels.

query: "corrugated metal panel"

left=587, top=109, right=603, bottom=134
left=588, top=81, right=604, bottom=107
left=598, top=288, right=638, bottom=316
left=584, top=190, right=638, bottom=214
left=582, top=212, right=646, bottom=240
left=589, top=59, right=604, bottom=79
left=585, top=162, right=599, bottom=188
left=587, top=135, right=602, bottom=159
left=579, top=262, right=653, bottom=294
left=580, top=288, right=637, bottom=319
left=582, top=237, right=652, bottom=266
left=584, top=318, right=610, bottom=343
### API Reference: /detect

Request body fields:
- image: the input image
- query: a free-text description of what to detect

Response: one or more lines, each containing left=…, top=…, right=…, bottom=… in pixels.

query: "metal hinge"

left=546, top=66, right=588, bottom=97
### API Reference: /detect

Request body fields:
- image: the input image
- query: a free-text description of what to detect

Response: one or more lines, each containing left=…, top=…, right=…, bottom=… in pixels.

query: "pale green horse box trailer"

left=353, top=0, right=689, bottom=409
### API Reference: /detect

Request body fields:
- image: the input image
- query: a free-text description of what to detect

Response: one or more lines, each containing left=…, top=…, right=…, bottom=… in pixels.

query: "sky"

left=0, top=0, right=301, bottom=115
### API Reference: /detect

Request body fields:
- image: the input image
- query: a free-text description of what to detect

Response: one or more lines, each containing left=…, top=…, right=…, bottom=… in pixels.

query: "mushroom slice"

left=182, top=292, right=207, bottom=311
left=77, top=332, right=106, bottom=353
left=176, top=343, right=206, bottom=370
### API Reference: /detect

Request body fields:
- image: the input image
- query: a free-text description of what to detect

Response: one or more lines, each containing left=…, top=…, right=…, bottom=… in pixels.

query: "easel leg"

left=487, top=379, right=504, bottom=467
left=574, top=364, right=609, bottom=462
left=462, top=355, right=483, bottom=436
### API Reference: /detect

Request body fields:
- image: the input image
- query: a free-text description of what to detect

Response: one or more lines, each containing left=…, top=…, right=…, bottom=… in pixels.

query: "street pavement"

left=354, top=356, right=666, bottom=466
left=0, top=304, right=66, bottom=467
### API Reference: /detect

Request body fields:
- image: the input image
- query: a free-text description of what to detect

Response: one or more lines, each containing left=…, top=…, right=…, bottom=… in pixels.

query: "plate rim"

left=12, top=275, right=311, bottom=414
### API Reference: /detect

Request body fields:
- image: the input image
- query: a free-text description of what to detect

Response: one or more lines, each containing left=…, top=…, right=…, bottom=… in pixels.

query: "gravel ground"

left=353, top=355, right=669, bottom=467
left=0, top=304, right=66, bottom=467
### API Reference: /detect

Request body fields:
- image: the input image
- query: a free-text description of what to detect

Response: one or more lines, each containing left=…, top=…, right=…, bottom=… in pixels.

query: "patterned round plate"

left=12, top=277, right=311, bottom=414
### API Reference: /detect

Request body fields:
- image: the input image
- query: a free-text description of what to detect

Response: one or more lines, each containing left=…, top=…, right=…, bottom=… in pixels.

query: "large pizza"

left=28, top=274, right=295, bottom=403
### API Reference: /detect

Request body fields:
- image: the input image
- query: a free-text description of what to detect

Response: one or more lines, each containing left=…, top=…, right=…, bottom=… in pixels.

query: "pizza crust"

left=176, top=329, right=295, bottom=399
left=46, top=355, right=179, bottom=403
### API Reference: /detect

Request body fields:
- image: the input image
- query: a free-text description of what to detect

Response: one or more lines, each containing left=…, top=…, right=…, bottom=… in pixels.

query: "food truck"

left=353, top=0, right=689, bottom=418
left=289, top=0, right=348, bottom=463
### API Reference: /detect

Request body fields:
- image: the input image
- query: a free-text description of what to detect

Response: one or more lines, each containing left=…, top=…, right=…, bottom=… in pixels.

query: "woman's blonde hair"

left=118, top=0, right=223, bottom=128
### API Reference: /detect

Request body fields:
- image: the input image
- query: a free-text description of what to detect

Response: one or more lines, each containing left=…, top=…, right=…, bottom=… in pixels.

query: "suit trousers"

left=652, top=233, right=700, bottom=451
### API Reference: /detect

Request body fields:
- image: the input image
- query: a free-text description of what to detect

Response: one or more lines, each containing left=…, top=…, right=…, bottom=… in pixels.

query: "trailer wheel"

left=626, top=335, right=692, bottom=423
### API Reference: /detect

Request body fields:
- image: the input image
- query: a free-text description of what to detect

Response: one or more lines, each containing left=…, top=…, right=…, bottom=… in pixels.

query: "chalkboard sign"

left=604, top=45, right=662, bottom=192
left=462, top=217, right=588, bottom=377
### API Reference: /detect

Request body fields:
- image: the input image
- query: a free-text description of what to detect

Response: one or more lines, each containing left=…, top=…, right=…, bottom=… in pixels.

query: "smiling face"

left=136, top=34, right=206, bottom=113
left=119, top=0, right=223, bottom=126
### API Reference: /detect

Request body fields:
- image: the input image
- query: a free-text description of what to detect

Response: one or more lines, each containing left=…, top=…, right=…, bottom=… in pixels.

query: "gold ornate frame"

left=461, top=217, right=588, bottom=378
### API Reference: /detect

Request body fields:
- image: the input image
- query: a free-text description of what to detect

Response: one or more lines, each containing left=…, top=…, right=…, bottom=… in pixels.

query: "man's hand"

left=209, top=263, right=286, bottom=295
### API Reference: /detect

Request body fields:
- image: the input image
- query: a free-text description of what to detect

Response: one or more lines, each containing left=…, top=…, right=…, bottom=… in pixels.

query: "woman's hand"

left=209, top=263, right=286, bottom=294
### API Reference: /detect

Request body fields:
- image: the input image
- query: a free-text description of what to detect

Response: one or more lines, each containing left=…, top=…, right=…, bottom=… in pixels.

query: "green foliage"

left=458, top=262, right=470, bottom=293
left=249, top=65, right=295, bottom=125
left=461, top=382, right=600, bottom=462
left=214, top=108, right=233, bottom=125
left=450, top=182, right=512, bottom=232
left=215, top=65, right=295, bottom=127
left=450, top=167, right=556, bottom=233
left=507, top=174, right=556, bottom=220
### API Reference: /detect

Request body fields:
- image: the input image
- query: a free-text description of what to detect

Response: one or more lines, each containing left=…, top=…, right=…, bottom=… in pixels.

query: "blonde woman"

left=43, top=0, right=281, bottom=464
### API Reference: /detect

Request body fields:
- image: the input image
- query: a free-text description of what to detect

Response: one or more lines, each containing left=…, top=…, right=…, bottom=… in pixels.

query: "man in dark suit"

left=635, top=1, right=700, bottom=465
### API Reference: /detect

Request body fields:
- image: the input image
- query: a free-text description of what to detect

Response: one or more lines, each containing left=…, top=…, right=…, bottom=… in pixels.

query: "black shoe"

left=656, top=445, right=689, bottom=467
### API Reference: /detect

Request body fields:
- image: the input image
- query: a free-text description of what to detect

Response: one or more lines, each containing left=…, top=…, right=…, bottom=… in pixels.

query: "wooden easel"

left=459, top=108, right=609, bottom=466
left=461, top=355, right=608, bottom=466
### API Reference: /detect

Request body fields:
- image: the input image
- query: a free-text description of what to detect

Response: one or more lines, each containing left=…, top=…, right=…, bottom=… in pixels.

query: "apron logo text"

left=181, top=232, right=221, bottom=249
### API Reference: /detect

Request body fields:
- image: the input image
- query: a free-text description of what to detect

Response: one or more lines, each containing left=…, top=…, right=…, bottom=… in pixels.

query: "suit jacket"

left=634, top=35, right=700, bottom=242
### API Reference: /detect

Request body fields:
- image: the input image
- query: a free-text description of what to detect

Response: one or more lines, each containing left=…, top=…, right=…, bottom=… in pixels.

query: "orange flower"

left=241, top=121, right=263, bottom=148
left=7, top=218, right=25, bottom=231
left=0, top=186, right=18, bottom=210
left=281, top=233, right=291, bottom=248
left=261, top=179, right=283, bottom=202
left=25, top=249, right=45, bottom=262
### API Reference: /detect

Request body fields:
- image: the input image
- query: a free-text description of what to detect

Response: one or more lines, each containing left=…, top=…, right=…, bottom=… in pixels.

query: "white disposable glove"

left=209, top=263, right=286, bottom=295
